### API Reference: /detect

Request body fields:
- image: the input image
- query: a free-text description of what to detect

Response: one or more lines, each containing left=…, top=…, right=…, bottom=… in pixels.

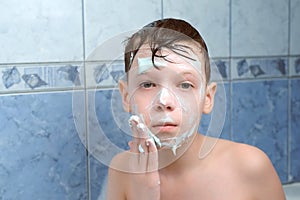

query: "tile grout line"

left=1, top=55, right=299, bottom=68
left=287, top=0, right=292, bottom=183
left=229, top=0, right=233, bottom=141
left=161, top=0, right=164, bottom=19
left=80, top=0, right=91, bottom=199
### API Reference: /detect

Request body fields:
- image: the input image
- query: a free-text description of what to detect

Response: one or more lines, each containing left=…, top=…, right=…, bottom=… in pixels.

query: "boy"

left=106, top=18, right=286, bottom=200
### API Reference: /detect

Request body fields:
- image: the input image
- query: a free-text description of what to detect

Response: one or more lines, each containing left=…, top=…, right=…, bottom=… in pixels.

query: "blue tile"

left=0, top=92, right=87, bottom=199
left=291, top=79, right=300, bottom=182
left=92, top=89, right=131, bottom=151
left=232, top=80, right=288, bottom=182
left=88, top=89, right=131, bottom=200
left=89, top=156, right=108, bottom=200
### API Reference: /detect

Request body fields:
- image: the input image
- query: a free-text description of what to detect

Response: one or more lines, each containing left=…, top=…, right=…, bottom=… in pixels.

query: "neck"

left=158, top=133, right=204, bottom=173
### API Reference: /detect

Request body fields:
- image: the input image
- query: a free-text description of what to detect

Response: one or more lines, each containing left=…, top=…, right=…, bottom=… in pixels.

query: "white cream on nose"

left=158, top=87, right=170, bottom=106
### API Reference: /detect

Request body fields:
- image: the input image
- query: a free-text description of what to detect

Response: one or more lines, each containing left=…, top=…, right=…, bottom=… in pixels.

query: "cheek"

left=128, top=95, right=154, bottom=126
left=194, top=87, right=206, bottom=107
left=179, top=91, right=205, bottom=125
left=179, top=91, right=204, bottom=111
left=128, top=91, right=153, bottom=115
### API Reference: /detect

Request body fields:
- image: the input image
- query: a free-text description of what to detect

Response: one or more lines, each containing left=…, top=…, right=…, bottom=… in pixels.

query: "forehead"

left=129, top=43, right=206, bottom=78
left=133, top=42, right=204, bottom=59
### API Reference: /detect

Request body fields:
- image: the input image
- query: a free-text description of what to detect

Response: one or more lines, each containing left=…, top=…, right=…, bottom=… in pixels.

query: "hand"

left=127, top=115, right=160, bottom=200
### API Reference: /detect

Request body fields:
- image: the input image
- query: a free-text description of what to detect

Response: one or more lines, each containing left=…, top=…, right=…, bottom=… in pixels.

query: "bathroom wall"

left=0, top=0, right=299, bottom=199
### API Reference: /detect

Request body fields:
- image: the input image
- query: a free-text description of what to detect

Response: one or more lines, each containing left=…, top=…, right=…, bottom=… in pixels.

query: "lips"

left=153, top=123, right=177, bottom=127
left=152, top=122, right=178, bottom=132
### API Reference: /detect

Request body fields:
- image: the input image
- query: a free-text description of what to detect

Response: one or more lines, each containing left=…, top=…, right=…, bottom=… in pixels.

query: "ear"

left=119, top=80, right=131, bottom=112
left=203, top=82, right=217, bottom=114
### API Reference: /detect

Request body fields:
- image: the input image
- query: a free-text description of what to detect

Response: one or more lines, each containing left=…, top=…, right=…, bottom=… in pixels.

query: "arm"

left=106, top=145, right=160, bottom=200
left=106, top=166, right=127, bottom=200
left=106, top=117, right=160, bottom=200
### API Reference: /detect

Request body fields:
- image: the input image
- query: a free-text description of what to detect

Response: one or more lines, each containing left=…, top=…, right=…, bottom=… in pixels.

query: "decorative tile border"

left=289, top=56, right=300, bottom=77
left=210, top=59, right=230, bottom=81
left=0, top=63, right=83, bottom=93
left=231, top=57, right=288, bottom=80
left=85, top=59, right=229, bottom=88
left=85, top=61, right=125, bottom=89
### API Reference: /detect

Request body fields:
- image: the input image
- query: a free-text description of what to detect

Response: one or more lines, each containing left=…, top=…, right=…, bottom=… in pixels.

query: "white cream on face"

left=146, top=86, right=199, bottom=155
left=158, top=88, right=172, bottom=108
left=137, top=57, right=167, bottom=74
left=128, top=114, right=162, bottom=148
left=160, top=123, right=198, bottom=155
left=129, top=49, right=206, bottom=155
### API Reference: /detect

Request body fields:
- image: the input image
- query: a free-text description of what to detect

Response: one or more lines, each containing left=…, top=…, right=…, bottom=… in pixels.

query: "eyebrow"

left=133, top=70, right=153, bottom=79
left=134, top=66, right=162, bottom=77
left=179, top=72, right=200, bottom=81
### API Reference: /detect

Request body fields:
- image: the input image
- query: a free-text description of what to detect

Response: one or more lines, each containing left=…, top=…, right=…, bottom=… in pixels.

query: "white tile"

left=0, top=0, right=83, bottom=63
left=231, top=0, right=289, bottom=57
left=84, top=0, right=162, bottom=60
left=283, top=183, right=300, bottom=200
left=290, top=0, right=300, bottom=55
left=163, top=0, right=230, bottom=58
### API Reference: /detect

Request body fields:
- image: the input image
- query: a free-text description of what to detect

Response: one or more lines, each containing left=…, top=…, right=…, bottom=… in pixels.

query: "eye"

left=140, top=82, right=156, bottom=88
left=179, top=82, right=194, bottom=89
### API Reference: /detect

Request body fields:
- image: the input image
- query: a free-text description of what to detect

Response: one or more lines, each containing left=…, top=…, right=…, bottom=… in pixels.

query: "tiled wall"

left=0, top=0, right=299, bottom=199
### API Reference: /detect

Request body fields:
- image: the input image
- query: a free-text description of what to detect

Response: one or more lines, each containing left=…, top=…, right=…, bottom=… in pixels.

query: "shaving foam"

left=128, top=115, right=162, bottom=148
left=159, top=123, right=198, bottom=155
left=158, top=87, right=170, bottom=106
left=137, top=57, right=167, bottom=74
left=145, top=86, right=198, bottom=155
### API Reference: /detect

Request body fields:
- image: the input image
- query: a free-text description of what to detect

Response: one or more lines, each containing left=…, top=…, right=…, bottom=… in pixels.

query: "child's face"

left=120, top=44, right=212, bottom=149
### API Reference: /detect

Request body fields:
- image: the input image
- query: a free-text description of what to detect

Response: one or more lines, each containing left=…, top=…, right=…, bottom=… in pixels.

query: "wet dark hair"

left=124, top=18, right=210, bottom=82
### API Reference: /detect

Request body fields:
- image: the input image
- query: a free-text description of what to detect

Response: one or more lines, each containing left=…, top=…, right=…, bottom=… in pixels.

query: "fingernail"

left=146, top=138, right=155, bottom=146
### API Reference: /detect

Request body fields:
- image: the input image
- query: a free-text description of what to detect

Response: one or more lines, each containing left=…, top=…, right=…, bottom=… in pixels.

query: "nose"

left=153, top=87, right=177, bottom=112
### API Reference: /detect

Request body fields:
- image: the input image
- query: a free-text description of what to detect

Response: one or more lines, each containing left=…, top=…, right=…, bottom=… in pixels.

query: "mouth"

left=152, top=123, right=178, bottom=132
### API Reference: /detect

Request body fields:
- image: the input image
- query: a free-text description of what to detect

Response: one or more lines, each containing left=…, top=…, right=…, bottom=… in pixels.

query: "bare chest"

left=159, top=172, right=253, bottom=200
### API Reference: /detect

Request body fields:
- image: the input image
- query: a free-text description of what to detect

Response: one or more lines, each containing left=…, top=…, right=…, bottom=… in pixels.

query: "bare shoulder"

left=214, top=138, right=286, bottom=199
left=215, top=139, right=274, bottom=176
